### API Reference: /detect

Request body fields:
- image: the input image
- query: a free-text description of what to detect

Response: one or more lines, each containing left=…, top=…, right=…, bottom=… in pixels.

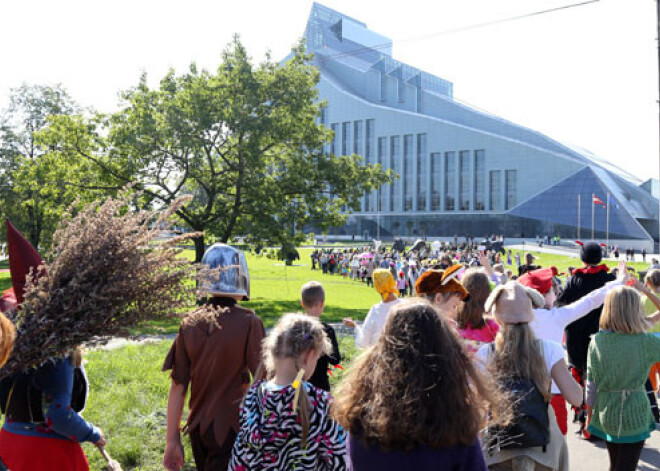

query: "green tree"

left=43, top=38, right=392, bottom=261
left=0, top=84, right=84, bottom=249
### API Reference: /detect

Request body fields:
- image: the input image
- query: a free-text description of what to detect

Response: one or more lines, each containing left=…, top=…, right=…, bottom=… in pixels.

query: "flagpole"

left=591, top=193, right=595, bottom=240
left=577, top=194, right=581, bottom=240
left=606, top=192, right=610, bottom=252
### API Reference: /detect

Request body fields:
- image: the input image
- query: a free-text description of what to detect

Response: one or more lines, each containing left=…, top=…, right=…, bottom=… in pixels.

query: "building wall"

left=319, top=73, right=585, bottom=229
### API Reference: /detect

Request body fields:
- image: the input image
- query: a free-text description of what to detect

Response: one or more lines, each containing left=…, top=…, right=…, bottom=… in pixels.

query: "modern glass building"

left=300, top=3, right=659, bottom=245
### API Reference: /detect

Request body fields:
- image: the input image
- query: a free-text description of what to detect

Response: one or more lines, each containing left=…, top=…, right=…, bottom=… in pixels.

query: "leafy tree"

left=0, top=84, right=84, bottom=249
left=43, top=38, right=392, bottom=261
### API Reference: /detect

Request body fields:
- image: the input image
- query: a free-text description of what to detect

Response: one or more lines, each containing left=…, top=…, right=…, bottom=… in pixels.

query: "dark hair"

left=455, top=269, right=491, bottom=329
left=300, top=281, right=325, bottom=308
left=333, top=300, right=507, bottom=451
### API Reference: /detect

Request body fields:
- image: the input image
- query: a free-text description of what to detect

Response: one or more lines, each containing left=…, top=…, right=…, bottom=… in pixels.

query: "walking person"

left=300, top=281, right=341, bottom=392
left=455, top=268, right=498, bottom=353
left=478, top=282, right=583, bottom=471
left=519, top=263, right=628, bottom=435
left=343, top=269, right=402, bottom=348
left=334, top=301, right=504, bottom=470
left=229, top=314, right=347, bottom=470
left=559, top=241, right=616, bottom=436
left=586, top=286, right=660, bottom=471
left=163, top=244, right=265, bottom=471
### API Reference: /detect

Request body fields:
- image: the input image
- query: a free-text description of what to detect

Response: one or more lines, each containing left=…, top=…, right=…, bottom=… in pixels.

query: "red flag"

left=592, top=195, right=605, bottom=206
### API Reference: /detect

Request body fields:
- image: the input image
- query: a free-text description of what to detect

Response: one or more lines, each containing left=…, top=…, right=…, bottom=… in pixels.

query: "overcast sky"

left=0, top=0, right=657, bottom=181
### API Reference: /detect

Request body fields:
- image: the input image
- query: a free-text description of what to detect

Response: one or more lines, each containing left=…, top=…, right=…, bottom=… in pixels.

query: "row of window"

left=325, top=117, right=517, bottom=213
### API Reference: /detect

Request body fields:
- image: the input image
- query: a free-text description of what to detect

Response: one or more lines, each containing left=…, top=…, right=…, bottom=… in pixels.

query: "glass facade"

left=365, top=120, right=375, bottom=212
left=431, top=152, right=441, bottom=210
left=354, top=120, right=363, bottom=156
left=378, top=137, right=388, bottom=211
left=403, top=134, right=413, bottom=211
left=390, top=136, right=401, bottom=211
left=489, top=170, right=502, bottom=211
left=474, top=150, right=485, bottom=211
left=330, top=123, right=339, bottom=155
left=444, top=151, right=456, bottom=211
left=505, top=170, right=517, bottom=210
left=459, top=150, right=471, bottom=211
left=416, top=134, right=427, bottom=211
left=342, top=122, right=351, bottom=156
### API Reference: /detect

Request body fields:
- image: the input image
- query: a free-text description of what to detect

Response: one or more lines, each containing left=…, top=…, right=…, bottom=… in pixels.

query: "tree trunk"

left=193, top=234, right=206, bottom=263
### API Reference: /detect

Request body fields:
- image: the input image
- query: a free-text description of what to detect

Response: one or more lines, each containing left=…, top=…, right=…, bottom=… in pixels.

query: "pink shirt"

left=458, top=319, right=500, bottom=353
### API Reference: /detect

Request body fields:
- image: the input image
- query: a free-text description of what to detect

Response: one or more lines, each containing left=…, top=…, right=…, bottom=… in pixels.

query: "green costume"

left=587, top=331, right=660, bottom=443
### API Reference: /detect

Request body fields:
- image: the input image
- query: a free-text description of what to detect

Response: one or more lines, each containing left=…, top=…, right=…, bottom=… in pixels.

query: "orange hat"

left=517, top=267, right=558, bottom=295
left=415, top=264, right=469, bottom=300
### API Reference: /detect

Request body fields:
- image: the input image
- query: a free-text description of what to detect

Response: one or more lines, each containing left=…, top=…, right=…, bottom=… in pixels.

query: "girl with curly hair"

left=333, top=300, right=506, bottom=470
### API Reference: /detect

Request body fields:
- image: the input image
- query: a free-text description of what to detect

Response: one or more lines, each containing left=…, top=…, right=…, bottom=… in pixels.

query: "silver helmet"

left=200, top=243, right=250, bottom=300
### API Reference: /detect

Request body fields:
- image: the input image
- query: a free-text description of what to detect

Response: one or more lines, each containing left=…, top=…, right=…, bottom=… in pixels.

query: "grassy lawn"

left=505, top=247, right=649, bottom=277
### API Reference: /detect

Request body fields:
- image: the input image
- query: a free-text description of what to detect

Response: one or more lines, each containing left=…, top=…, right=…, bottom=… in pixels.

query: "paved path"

left=565, top=416, right=660, bottom=470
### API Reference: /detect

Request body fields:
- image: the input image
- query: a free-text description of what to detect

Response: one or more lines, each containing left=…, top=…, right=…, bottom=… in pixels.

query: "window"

left=353, top=121, right=363, bottom=156
left=330, top=123, right=339, bottom=155
left=444, top=151, right=456, bottom=211
left=416, top=134, right=427, bottom=211
left=403, top=135, right=414, bottom=211
left=474, top=150, right=485, bottom=211
left=378, top=137, right=388, bottom=211
left=505, top=170, right=517, bottom=210
left=489, top=170, right=502, bottom=211
left=366, top=120, right=375, bottom=211
left=459, top=150, right=471, bottom=210
left=342, top=122, right=351, bottom=156
left=431, top=152, right=442, bottom=210
left=320, top=107, right=328, bottom=126
left=380, top=71, right=387, bottom=102
left=390, top=136, right=401, bottom=211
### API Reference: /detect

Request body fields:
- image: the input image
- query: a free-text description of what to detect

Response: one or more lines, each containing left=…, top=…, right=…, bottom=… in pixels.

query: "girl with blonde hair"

left=229, top=313, right=347, bottom=470
left=586, top=285, right=660, bottom=471
left=477, top=282, right=583, bottom=470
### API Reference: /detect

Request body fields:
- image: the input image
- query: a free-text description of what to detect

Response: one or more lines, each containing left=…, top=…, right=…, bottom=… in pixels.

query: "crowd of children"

left=4, top=235, right=660, bottom=471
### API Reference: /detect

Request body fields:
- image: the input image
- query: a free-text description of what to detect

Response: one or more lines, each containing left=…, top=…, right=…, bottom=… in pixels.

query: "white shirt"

left=354, top=298, right=403, bottom=348
left=530, top=279, right=623, bottom=345
left=475, top=338, right=565, bottom=393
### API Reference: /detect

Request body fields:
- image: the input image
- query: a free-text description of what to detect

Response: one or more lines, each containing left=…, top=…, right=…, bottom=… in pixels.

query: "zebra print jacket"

left=229, top=380, right=348, bottom=470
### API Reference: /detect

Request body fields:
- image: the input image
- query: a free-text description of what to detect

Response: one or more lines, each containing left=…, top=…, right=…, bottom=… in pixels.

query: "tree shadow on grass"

left=243, top=299, right=368, bottom=328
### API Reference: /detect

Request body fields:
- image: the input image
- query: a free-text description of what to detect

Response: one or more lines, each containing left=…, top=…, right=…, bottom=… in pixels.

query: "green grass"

left=80, top=342, right=195, bottom=471
left=505, top=247, right=649, bottom=278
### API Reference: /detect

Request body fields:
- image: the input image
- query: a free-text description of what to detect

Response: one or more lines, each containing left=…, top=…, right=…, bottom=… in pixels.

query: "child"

left=334, top=301, right=500, bottom=470
left=396, top=271, right=407, bottom=297
left=229, top=314, right=347, bottom=470
left=300, top=281, right=342, bottom=392
left=586, top=285, right=660, bottom=470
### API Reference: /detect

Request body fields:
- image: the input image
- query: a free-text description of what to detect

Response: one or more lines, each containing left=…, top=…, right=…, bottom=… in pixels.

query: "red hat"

left=517, top=267, right=557, bottom=295
left=6, top=219, right=45, bottom=306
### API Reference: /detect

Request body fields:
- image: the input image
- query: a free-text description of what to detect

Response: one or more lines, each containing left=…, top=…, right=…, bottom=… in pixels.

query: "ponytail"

left=293, top=368, right=311, bottom=447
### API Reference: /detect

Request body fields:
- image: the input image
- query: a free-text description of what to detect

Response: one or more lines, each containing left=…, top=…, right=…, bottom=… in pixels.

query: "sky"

left=0, top=0, right=657, bottom=181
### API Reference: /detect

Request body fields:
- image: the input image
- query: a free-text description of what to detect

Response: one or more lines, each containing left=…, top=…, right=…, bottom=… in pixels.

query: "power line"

left=318, top=0, right=601, bottom=63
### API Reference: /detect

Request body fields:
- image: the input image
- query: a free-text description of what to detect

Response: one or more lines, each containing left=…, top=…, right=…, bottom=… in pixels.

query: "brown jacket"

left=163, top=304, right=265, bottom=445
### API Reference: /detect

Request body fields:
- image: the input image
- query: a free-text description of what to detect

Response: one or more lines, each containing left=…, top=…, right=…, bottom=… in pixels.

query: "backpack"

left=485, top=345, right=550, bottom=454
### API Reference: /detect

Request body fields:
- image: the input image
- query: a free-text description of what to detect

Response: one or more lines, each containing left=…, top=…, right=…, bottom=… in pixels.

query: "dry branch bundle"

left=1, top=190, right=197, bottom=378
